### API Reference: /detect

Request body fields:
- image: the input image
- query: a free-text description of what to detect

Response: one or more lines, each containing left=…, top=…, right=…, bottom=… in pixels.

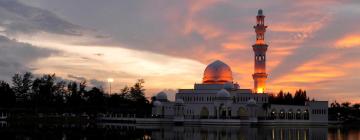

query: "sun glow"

left=257, top=88, right=264, bottom=93
left=107, top=78, right=114, bottom=83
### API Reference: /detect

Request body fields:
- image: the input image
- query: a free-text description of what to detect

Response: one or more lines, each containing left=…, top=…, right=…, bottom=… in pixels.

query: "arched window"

left=287, top=109, right=293, bottom=120
left=270, top=109, right=277, bottom=120
left=200, top=107, right=209, bottom=119
left=304, top=110, right=309, bottom=120
left=214, top=107, right=217, bottom=118
left=279, top=109, right=285, bottom=119
left=237, top=107, right=248, bottom=120
left=296, top=109, right=302, bottom=120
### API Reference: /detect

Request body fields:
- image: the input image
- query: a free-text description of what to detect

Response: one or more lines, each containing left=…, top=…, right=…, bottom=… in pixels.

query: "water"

left=0, top=122, right=359, bottom=140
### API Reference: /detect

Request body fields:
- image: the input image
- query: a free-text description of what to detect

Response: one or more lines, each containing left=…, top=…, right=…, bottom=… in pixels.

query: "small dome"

left=175, top=99, right=184, bottom=104
left=203, top=60, right=233, bottom=84
left=247, top=99, right=257, bottom=106
left=153, top=101, right=162, bottom=106
left=223, top=82, right=234, bottom=90
left=258, top=9, right=263, bottom=16
left=216, top=89, right=231, bottom=98
left=156, top=92, right=168, bottom=101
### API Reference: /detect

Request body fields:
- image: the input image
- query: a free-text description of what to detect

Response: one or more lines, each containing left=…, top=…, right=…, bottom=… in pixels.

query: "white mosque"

left=151, top=9, right=328, bottom=124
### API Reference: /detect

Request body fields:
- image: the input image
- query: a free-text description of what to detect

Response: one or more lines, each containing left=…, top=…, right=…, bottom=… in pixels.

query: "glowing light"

left=256, top=40, right=265, bottom=45
left=107, top=78, right=114, bottom=83
left=107, top=78, right=114, bottom=95
left=257, top=88, right=264, bottom=93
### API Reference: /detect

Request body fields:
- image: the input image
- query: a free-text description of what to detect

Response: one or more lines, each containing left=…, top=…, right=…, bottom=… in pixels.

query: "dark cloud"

left=89, top=79, right=106, bottom=88
left=67, top=74, right=105, bottom=88
left=0, top=35, right=58, bottom=81
left=0, top=0, right=83, bottom=36
left=67, top=74, right=86, bottom=81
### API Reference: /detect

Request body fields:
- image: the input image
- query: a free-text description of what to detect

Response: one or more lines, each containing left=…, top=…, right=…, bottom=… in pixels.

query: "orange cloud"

left=269, top=46, right=296, bottom=56
left=335, top=35, right=360, bottom=48
left=270, top=13, right=330, bottom=41
left=183, top=0, right=221, bottom=34
left=268, top=51, right=346, bottom=94
left=221, top=42, right=247, bottom=50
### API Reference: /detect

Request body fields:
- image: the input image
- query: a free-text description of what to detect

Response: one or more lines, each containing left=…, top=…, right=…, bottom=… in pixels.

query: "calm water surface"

left=0, top=122, right=359, bottom=140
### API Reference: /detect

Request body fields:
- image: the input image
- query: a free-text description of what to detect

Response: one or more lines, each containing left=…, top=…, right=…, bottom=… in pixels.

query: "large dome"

left=203, top=60, right=233, bottom=84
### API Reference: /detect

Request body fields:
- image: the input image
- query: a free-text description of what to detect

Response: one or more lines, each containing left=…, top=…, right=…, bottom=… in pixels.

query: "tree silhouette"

left=329, top=101, right=360, bottom=121
left=120, top=85, right=130, bottom=99
left=84, top=87, right=106, bottom=114
left=284, top=92, right=293, bottom=104
left=0, top=72, right=152, bottom=117
left=130, top=79, right=147, bottom=103
left=66, top=82, right=83, bottom=112
left=0, top=81, right=16, bottom=107
left=11, top=72, right=33, bottom=102
left=269, top=89, right=309, bottom=105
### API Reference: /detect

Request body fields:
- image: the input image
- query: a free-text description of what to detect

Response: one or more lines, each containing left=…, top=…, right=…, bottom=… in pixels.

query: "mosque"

left=151, top=9, right=328, bottom=124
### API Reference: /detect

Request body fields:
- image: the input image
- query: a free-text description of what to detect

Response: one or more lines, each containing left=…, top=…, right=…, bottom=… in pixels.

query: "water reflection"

left=143, top=125, right=326, bottom=140
left=328, top=127, right=360, bottom=140
left=0, top=122, right=359, bottom=140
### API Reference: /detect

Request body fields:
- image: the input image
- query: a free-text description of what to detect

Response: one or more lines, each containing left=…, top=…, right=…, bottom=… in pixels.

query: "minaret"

left=252, top=9, right=268, bottom=93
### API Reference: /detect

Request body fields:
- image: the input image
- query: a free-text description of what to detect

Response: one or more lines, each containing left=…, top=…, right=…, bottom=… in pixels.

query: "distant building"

left=152, top=9, right=328, bottom=124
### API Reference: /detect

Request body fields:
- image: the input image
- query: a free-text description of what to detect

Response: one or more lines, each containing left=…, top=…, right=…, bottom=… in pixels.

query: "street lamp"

left=107, top=78, right=114, bottom=95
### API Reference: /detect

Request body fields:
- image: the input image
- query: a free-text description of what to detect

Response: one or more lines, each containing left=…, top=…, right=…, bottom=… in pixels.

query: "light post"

left=107, top=78, right=114, bottom=95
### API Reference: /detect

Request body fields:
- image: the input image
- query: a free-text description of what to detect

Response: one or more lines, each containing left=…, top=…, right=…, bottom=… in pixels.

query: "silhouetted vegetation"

left=329, top=101, right=360, bottom=122
left=0, top=72, right=151, bottom=118
left=269, top=89, right=309, bottom=105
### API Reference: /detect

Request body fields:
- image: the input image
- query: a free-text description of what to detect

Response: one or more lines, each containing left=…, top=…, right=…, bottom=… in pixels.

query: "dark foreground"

left=0, top=121, right=359, bottom=140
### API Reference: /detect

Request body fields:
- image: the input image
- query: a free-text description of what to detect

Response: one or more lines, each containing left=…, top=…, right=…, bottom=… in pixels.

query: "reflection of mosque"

left=149, top=125, right=327, bottom=140
left=94, top=123, right=359, bottom=140
left=151, top=9, right=328, bottom=124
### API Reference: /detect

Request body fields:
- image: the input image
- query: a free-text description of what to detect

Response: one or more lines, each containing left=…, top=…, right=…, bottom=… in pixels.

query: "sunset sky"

left=0, top=0, right=359, bottom=102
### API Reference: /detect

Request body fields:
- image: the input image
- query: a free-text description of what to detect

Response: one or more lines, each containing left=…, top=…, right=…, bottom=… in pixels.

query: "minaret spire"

left=252, top=9, right=268, bottom=93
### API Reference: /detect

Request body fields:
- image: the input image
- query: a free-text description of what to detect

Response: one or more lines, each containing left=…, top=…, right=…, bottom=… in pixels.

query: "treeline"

left=0, top=72, right=151, bottom=116
left=269, top=89, right=309, bottom=105
left=329, top=101, right=360, bottom=122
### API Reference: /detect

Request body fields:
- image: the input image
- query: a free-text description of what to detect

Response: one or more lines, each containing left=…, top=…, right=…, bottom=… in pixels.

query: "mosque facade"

left=151, top=9, right=328, bottom=124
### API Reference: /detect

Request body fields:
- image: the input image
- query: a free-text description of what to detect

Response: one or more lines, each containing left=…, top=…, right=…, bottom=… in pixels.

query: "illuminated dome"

left=216, top=89, right=231, bottom=98
left=203, top=60, right=233, bottom=84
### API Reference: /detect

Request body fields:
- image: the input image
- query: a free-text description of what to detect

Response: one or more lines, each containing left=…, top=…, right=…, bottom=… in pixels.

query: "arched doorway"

left=161, top=106, right=165, bottom=117
left=296, top=109, right=301, bottom=120
left=303, top=109, right=309, bottom=120
left=279, top=109, right=285, bottom=119
left=237, top=107, right=248, bottom=119
left=200, top=107, right=209, bottom=119
left=219, top=104, right=227, bottom=119
left=287, top=109, right=293, bottom=120
left=270, top=109, right=277, bottom=120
